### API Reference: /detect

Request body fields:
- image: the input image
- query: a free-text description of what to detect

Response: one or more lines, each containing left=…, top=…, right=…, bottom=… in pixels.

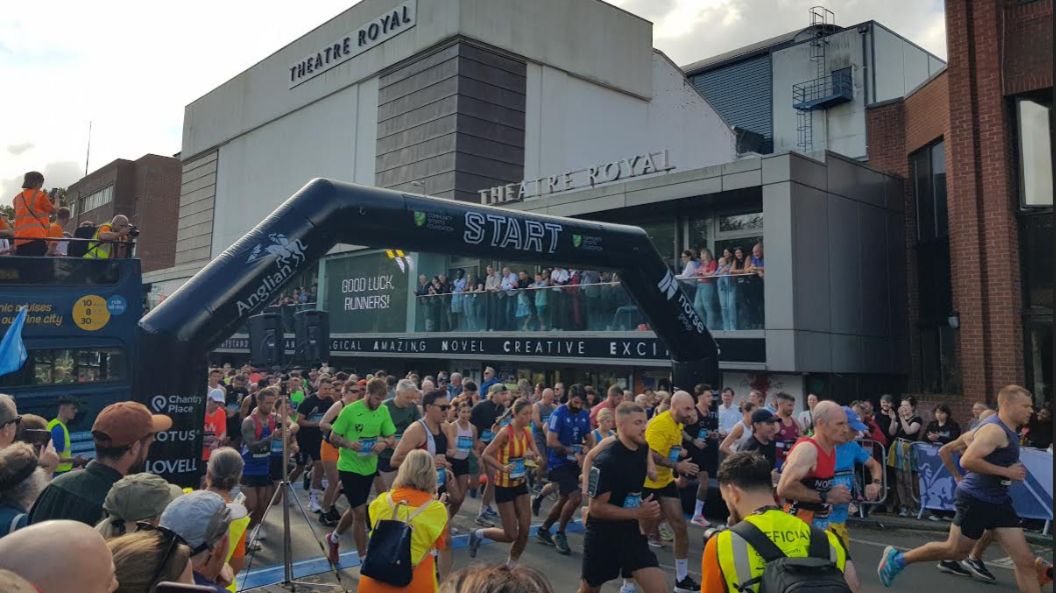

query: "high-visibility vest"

left=46, top=419, right=73, bottom=473
left=83, top=224, right=114, bottom=259
left=715, top=508, right=848, bottom=593
left=13, top=190, right=52, bottom=246
left=225, top=514, right=251, bottom=592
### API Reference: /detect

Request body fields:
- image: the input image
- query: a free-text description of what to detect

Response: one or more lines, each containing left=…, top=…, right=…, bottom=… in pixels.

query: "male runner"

left=772, top=392, right=801, bottom=470
left=684, top=386, right=719, bottom=528
left=579, top=402, right=666, bottom=593
left=536, top=385, right=591, bottom=555
left=377, top=379, right=421, bottom=491
left=643, top=390, right=700, bottom=593
left=777, top=401, right=853, bottom=531
left=827, top=406, right=883, bottom=545
left=296, top=377, right=336, bottom=512
left=471, top=383, right=510, bottom=526
left=879, top=385, right=1039, bottom=593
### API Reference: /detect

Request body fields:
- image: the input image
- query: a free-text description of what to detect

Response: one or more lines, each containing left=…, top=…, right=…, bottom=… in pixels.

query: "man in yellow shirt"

left=643, top=390, right=701, bottom=593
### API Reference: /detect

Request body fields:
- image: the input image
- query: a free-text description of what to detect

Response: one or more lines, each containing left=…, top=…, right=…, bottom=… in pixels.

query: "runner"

left=684, top=386, right=719, bottom=528
left=239, top=387, right=288, bottom=549
left=587, top=408, right=615, bottom=450
left=772, top=392, right=801, bottom=470
left=325, top=378, right=397, bottom=565
left=532, top=387, right=557, bottom=490
left=296, top=377, right=335, bottom=513
left=535, top=385, right=591, bottom=555
left=316, top=379, right=362, bottom=527
left=643, top=390, right=700, bottom=593
left=718, top=402, right=757, bottom=456
left=777, top=401, right=853, bottom=531
left=469, top=398, right=540, bottom=568
left=578, top=402, right=666, bottom=593
left=445, top=400, right=478, bottom=522
left=880, top=385, right=1040, bottom=593
left=471, top=383, right=510, bottom=526
left=828, top=406, right=883, bottom=545
left=377, top=379, right=422, bottom=492
left=739, top=408, right=781, bottom=468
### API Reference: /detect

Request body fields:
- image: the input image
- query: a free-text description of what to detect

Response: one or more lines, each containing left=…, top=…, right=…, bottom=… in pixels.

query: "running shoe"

left=468, top=530, right=483, bottom=558
left=647, top=535, right=664, bottom=548
left=532, top=494, right=544, bottom=517
left=898, top=507, right=910, bottom=518
left=877, top=546, right=904, bottom=587
left=619, top=581, right=638, bottom=593
left=535, top=527, right=555, bottom=546
left=927, top=514, right=942, bottom=522
left=674, top=575, right=700, bottom=593
left=960, top=558, right=996, bottom=582
left=659, top=524, right=674, bottom=542
left=309, top=491, right=322, bottom=513
left=937, top=560, right=973, bottom=577
left=1036, top=557, right=1053, bottom=586
left=690, top=515, right=712, bottom=529
left=474, top=514, right=495, bottom=527
left=324, top=532, right=340, bottom=565
left=483, top=506, right=500, bottom=519
left=554, top=532, right=571, bottom=555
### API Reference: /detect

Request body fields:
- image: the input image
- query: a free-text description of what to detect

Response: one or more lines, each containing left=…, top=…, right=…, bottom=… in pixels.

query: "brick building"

left=66, top=154, right=181, bottom=273
left=867, top=0, right=1053, bottom=408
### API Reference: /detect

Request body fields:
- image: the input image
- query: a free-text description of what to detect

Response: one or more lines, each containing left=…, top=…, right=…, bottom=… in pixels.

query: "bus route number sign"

left=74, top=295, right=111, bottom=331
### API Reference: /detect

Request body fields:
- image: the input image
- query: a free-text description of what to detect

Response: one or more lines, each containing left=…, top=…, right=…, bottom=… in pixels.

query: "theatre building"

left=157, top=0, right=953, bottom=400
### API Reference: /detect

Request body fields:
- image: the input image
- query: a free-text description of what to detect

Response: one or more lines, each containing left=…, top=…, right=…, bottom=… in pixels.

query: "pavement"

left=239, top=485, right=1052, bottom=593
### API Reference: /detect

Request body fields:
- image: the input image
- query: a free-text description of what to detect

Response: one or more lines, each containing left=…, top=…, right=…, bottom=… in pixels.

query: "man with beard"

left=29, top=402, right=171, bottom=525
left=578, top=402, right=665, bottom=593
left=225, top=374, right=249, bottom=449
left=643, top=391, right=700, bottom=593
left=772, top=392, right=801, bottom=470
left=325, top=378, right=397, bottom=565
left=685, top=386, right=720, bottom=528
left=536, top=385, right=591, bottom=555
left=297, top=377, right=337, bottom=513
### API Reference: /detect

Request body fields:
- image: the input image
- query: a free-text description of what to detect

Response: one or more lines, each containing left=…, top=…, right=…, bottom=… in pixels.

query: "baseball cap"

left=843, top=406, right=869, bottom=432
left=92, top=401, right=172, bottom=448
left=488, top=383, right=507, bottom=395
left=160, top=491, right=247, bottom=553
left=208, top=388, right=225, bottom=403
left=751, top=409, right=781, bottom=425
left=104, top=473, right=184, bottom=522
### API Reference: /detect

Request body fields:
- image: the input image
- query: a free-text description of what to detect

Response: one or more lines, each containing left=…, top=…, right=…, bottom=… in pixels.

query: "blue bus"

left=0, top=256, right=142, bottom=461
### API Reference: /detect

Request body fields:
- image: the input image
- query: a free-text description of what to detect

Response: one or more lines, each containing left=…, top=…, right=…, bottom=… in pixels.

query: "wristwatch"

left=819, top=490, right=828, bottom=504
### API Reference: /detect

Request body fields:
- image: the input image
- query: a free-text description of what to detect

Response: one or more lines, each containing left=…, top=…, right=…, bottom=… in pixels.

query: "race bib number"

left=310, top=413, right=325, bottom=423
left=457, top=436, right=473, bottom=452
left=481, top=430, right=495, bottom=443
left=500, top=418, right=511, bottom=428
left=698, top=428, right=709, bottom=440
left=509, top=457, right=526, bottom=480
left=668, top=446, right=682, bottom=463
left=227, top=404, right=241, bottom=415
left=270, top=438, right=284, bottom=455
left=624, top=492, right=642, bottom=509
left=358, top=438, right=377, bottom=457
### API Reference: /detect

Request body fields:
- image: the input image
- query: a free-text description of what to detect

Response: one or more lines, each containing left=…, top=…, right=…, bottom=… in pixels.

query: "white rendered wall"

left=523, top=52, right=736, bottom=185
left=871, top=24, right=944, bottom=103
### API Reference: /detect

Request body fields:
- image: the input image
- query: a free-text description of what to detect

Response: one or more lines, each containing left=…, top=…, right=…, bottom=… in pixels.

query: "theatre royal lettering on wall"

left=288, top=0, right=417, bottom=88
left=479, top=149, right=676, bottom=205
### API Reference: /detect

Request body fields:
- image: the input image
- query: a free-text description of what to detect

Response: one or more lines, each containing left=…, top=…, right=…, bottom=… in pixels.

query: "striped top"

left=495, top=424, right=532, bottom=488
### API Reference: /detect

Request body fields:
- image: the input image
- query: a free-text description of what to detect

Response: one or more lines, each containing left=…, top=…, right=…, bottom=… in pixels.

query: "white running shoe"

left=309, top=491, right=323, bottom=513
left=690, top=515, right=712, bottom=529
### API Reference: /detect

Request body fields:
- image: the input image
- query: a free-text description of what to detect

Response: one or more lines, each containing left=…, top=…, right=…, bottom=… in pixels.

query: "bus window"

left=0, top=347, right=127, bottom=388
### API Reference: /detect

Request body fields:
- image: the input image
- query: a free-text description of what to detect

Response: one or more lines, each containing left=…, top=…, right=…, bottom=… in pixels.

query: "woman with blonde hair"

left=108, top=530, right=194, bottom=592
left=438, top=564, right=554, bottom=593
left=360, top=449, right=449, bottom=593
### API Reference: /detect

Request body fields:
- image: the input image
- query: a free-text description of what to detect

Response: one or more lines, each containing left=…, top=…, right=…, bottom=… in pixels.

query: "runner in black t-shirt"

left=225, top=374, right=250, bottom=448
left=470, top=384, right=509, bottom=525
left=581, top=401, right=666, bottom=593
left=296, top=378, right=336, bottom=513
left=741, top=409, right=781, bottom=469
left=685, top=387, right=720, bottom=527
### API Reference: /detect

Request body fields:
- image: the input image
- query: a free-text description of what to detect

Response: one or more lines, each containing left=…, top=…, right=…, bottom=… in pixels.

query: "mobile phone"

left=22, top=429, right=52, bottom=449
left=154, top=583, right=216, bottom=593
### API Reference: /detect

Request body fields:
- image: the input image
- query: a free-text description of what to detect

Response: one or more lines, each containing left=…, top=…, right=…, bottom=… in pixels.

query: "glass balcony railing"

left=412, top=274, right=764, bottom=333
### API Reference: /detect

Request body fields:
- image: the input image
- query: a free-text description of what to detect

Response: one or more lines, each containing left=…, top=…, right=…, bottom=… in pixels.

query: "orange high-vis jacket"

left=12, top=189, right=53, bottom=246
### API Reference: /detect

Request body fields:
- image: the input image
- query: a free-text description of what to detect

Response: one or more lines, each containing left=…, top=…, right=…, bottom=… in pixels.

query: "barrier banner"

left=916, top=443, right=1053, bottom=521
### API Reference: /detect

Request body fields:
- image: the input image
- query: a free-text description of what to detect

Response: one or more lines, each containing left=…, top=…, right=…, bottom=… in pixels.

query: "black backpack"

left=730, top=521, right=853, bottom=593
left=360, top=495, right=439, bottom=587
left=67, top=224, right=97, bottom=258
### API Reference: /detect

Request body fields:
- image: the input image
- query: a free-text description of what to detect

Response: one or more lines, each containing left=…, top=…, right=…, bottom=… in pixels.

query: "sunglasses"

left=433, top=404, right=451, bottom=412
left=136, top=522, right=207, bottom=587
left=1, top=415, right=21, bottom=428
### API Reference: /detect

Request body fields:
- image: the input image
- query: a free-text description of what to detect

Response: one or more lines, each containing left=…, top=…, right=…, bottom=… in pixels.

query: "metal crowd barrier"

left=854, top=438, right=889, bottom=518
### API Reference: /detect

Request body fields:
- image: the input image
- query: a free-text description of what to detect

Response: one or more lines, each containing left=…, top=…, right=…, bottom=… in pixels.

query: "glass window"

left=719, top=213, right=764, bottom=232
left=0, top=347, right=127, bottom=388
left=83, top=185, right=114, bottom=213
left=1017, top=97, right=1053, bottom=207
left=638, top=220, right=677, bottom=270
left=687, top=216, right=709, bottom=258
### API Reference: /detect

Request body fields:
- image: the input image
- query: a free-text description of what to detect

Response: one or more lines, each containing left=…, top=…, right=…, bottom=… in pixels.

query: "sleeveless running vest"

left=958, top=415, right=1021, bottom=504
left=452, top=421, right=473, bottom=460
left=495, top=424, right=532, bottom=488
left=785, top=437, right=836, bottom=520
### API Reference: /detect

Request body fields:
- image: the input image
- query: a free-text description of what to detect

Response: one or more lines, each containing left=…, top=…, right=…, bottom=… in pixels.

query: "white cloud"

left=0, top=0, right=945, bottom=199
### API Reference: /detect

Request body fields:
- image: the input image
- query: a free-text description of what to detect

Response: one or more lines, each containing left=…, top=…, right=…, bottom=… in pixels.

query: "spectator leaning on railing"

left=84, top=214, right=135, bottom=260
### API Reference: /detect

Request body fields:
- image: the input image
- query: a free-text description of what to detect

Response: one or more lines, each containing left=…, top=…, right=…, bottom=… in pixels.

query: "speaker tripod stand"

left=239, top=389, right=350, bottom=592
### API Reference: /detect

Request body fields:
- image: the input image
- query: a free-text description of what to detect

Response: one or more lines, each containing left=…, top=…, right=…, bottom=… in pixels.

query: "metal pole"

left=85, top=121, right=92, bottom=177
left=280, top=393, right=295, bottom=589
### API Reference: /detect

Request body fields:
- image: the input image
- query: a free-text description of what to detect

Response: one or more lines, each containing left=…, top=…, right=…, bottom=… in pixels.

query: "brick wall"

left=1003, top=0, right=1054, bottom=95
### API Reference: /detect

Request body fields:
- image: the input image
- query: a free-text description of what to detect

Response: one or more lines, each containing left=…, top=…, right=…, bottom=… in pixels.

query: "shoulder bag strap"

left=20, top=191, right=49, bottom=232
left=808, top=527, right=833, bottom=561
left=404, top=500, right=438, bottom=524
left=731, top=520, right=788, bottom=563
left=9, top=512, right=26, bottom=535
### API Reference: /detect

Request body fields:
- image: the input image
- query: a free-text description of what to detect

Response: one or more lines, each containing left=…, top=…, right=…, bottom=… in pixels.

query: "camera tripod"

left=239, top=390, right=350, bottom=592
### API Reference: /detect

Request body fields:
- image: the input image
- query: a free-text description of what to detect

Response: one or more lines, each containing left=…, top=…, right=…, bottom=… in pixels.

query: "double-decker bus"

left=0, top=255, right=142, bottom=462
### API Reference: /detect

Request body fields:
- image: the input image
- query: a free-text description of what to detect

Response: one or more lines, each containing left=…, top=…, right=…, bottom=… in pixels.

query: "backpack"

left=361, top=495, right=439, bottom=587
left=68, top=224, right=97, bottom=258
left=730, top=521, right=853, bottom=593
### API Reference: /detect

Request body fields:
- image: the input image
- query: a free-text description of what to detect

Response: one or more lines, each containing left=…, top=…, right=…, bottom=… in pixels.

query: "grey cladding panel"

left=376, top=114, right=458, bottom=156
left=376, top=95, right=459, bottom=138
left=457, top=56, right=527, bottom=94
left=457, top=77, right=527, bottom=113
left=376, top=76, right=459, bottom=122
left=690, top=55, right=773, bottom=150
left=378, top=44, right=460, bottom=89
left=827, top=194, right=862, bottom=335
left=858, top=205, right=890, bottom=337
left=456, top=134, right=525, bottom=167
left=375, top=134, right=458, bottom=174
left=455, top=113, right=525, bottom=148
left=377, top=56, right=459, bottom=104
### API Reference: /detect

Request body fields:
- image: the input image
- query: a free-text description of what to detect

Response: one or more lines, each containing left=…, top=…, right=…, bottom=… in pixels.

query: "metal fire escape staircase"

left=794, top=7, right=853, bottom=151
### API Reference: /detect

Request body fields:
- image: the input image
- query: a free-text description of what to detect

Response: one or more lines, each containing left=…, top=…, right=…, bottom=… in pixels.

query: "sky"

left=0, top=0, right=947, bottom=199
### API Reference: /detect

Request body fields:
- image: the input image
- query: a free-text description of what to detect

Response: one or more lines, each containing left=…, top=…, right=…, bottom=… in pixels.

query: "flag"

left=0, top=307, right=28, bottom=377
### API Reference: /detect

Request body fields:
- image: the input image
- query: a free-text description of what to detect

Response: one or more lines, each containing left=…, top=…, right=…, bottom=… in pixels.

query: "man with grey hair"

left=777, top=400, right=853, bottom=531
left=449, top=372, right=463, bottom=398
left=161, top=490, right=247, bottom=590
left=377, top=379, right=421, bottom=490
left=0, top=395, right=18, bottom=450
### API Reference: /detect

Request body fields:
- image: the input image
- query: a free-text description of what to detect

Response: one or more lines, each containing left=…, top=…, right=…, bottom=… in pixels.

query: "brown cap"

left=92, top=402, right=172, bottom=448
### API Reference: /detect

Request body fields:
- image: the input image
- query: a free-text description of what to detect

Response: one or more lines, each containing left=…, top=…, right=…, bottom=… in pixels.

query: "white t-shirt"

left=719, top=403, right=742, bottom=434
left=678, top=260, right=700, bottom=279
left=551, top=268, right=570, bottom=285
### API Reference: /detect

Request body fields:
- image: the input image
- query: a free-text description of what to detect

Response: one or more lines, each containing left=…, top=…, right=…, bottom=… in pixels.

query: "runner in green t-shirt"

left=285, top=375, right=306, bottom=407
left=325, top=377, right=396, bottom=563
